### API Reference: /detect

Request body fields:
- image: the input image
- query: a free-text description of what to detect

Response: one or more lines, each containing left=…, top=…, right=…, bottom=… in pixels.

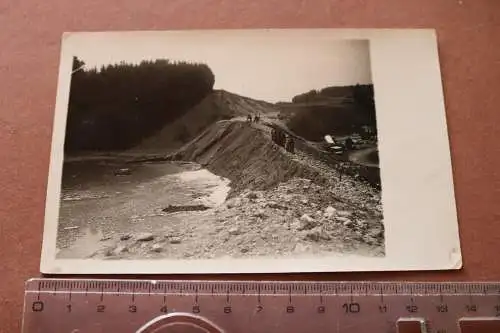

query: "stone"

left=253, top=209, right=267, bottom=218
left=226, top=198, right=242, bottom=209
left=342, top=219, right=353, bottom=227
left=336, top=216, right=350, bottom=223
left=114, top=168, right=131, bottom=176
left=246, top=192, right=259, bottom=200
left=298, top=214, right=316, bottom=230
left=100, top=236, right=112, bottom=241
left=293, top=243, right=310, bottom=253
left=266, top=201, right=287, bottom=210
left=113, top=245, right=128, bottom=255
left=169, top=237, right=182, bottom=244
left=136, top=233, right=154, bottom=241
left=240, top=247, right=249, bottom=253
left=324, top=206, right=337, bottom=218
left=229, top=226, right=241, bottom=236
left=120, top=234, right=131, bottom=241
left=337, top=210, right=352, bottom=217
left=152, top=244, right=163, bottom=252
left=300, top=214, right=314, bottom=222
left=304, top=228, right=332, bottom=242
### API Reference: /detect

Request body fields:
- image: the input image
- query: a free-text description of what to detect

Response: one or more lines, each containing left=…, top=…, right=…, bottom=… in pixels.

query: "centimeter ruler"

left=22, top=279, right=500, bottom=333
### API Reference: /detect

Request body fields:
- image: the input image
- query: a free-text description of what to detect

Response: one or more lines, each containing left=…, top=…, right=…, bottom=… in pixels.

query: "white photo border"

left=40, top=29, right=462, bottom=274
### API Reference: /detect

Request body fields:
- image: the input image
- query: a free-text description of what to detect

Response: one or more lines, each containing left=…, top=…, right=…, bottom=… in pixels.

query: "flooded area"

left=56, top=157, right=231, bottom=259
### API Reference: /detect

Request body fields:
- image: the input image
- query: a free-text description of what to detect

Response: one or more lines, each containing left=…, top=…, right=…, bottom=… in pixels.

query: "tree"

left=64, top=58, right=215, bottom=152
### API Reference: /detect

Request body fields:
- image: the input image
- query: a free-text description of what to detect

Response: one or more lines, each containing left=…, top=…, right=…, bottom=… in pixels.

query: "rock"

left=113, top=245, right=128, bottom=255
left=229, top=226, right=241, bottom=236
left=336, top=216, right=350, bottom=223
left=169, top=237, right=182, bottom=244
left=240, top=247, right=249, bottom=253
left=297, top=214, right=316, bottom=230
left=114, top=168, right=131, bottom=176
left=63, top=226, right=79, bottom=230
left=246, top=192, right=259, bottom=200
left=266, top=201, right=288, bottom=210
left=120, top=234, right=131, bottom=241
left=324, top=206, right=337, bottom=218
left=301, top=214, right=314, bottom=222
left=290, top=220, right=302, bottom=230
left=253, top=209, right=267, bottom=219
left=100, top=236, right=112, bottom=241
left=226, top=198, right=242, bottom=209
left=304, top=228, right=332, bottom=242
left=136, top=233, right=154, bottom=242
left=300, top=199, right=309, bottom=205
left=293, top=243, right=310, bottom=253
left=152, top=244, right=163, bottom=252
left=342, top=219, right=353, bottom=227
left=337, top=210, right=352, bottom=217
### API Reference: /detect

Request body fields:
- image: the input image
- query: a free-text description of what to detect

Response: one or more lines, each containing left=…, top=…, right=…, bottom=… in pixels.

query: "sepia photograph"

left=41, top=29, right=462, bottom=274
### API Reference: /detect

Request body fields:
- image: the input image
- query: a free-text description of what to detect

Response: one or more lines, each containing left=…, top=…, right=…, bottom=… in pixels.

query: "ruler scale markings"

left=24, top=279, right=500, bottom=333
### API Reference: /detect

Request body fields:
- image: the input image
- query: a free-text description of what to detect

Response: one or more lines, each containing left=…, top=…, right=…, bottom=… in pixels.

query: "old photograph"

left=41, top=29, right=462, bottom=274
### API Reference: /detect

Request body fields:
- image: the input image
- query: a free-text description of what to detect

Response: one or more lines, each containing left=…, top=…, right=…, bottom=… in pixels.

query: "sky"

left=70, top=32, right=372, bottom=103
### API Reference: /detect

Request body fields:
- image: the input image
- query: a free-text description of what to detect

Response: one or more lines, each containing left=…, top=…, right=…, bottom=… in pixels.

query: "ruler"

left=22, top=279, right=500, bottom=333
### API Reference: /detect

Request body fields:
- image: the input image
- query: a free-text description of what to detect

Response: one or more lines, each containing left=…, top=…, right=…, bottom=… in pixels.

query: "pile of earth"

left=88, top=177, right=384, bottom=260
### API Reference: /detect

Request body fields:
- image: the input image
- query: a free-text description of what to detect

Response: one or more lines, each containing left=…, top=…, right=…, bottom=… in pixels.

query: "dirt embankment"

left=165, top=121, right=330, bottom=198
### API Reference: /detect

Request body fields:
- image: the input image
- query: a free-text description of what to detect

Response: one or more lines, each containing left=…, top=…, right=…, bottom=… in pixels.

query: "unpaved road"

left=348, top=147, right=379, bottom=168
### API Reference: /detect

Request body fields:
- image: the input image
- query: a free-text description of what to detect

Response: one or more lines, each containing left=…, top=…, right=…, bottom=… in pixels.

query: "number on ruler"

left=224, top=306, right=232, bottom=314
left=192, top=305, right=200, bottom=313
left=129, top=305, right=137, bottom=313
left=97, top=305, right=105, bottom=313
left=342, top=303, right=360, bottom=313
left=317, top=306, right=326, bottom=313
left=406, top=305, right=418, bottom=313
left=466, top=304, right=477, bottom=312
left=379, top=304, right=387, bottom=313
left=436, top=304, right=448, bottom=313
left=160, top=305, right=168, bottom=313
left=32, top=301, right=44, bottom=312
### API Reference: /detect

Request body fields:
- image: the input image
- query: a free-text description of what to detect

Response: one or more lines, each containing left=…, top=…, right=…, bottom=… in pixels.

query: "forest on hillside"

left=65, top=57, right=215, bottom=152
left=285, top=84, right=377, bottom=141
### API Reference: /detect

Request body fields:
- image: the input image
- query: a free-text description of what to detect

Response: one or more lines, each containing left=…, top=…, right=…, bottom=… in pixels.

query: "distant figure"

left=254, top=114, right=260, bottom=123
left=271, top=127, right=278, bottom=144
left=285, top=136, right=295, bottom=154
left=277, top=129, right=286, bottom=147
left=247, top=114, right=252, bottom=122
left=345, top=137, right=353, bottom=150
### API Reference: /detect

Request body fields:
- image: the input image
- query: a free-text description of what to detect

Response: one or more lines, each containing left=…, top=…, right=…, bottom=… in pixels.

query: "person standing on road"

left=285, top=135, right=295, bottom=153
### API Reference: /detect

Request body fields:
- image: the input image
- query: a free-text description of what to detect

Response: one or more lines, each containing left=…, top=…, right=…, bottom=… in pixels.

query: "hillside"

left=279, top=84, right=377, bottom=141
left=133, top=90, right=281, bottom=153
